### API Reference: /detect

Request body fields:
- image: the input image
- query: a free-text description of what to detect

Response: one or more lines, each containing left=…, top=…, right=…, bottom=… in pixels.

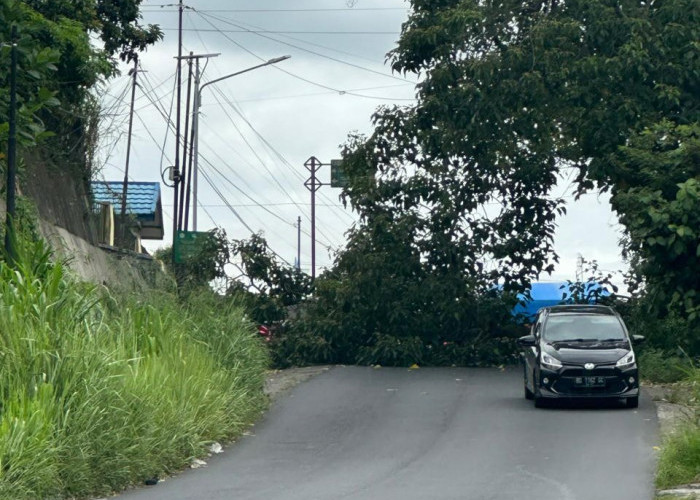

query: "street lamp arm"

left=199, top=55, right=290, bottom=95
left=190, top=54, right=290, bottom=232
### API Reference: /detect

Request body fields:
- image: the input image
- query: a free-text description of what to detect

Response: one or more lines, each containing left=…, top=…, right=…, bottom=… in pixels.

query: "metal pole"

left=121, top=57, right=138, bottom=219
left=297, top=215, right=301, bottom=271
left=4, top=25, right=17, bottom=261
left=311, top=162, right=317, bottom=279
left=192, top=58, right=201, bottom=230
left=183, top=68, right=196, bottom=231
left=193, top=55, right=289, bottom=231
left=172, top=52, right=220, bottom=231
left=304, top=156, right=323, bottom=280
left=178, top=53, right=194, bottom=231
left=172, top=0, right=183, bottom=263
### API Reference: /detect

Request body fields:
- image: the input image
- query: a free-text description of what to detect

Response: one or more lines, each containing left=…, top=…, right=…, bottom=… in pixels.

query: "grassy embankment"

left=640, top=350, right=700, bottom=490
left=0, top=239, right=269, bottom=499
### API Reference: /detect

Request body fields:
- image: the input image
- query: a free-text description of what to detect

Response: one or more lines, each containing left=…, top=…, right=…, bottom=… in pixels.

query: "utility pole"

left=179, top=52, right=220, bottom=231
left=177, top=52, right=194, bottom=231
left=4, top=25, right=17, bottom=262
left=303, top=156, right=327, bottom=280
left=120, top=57, right=139, bottom=224
left=172, top=0, right=183, bottom=264
left=296, top=215, right=301, bottom=271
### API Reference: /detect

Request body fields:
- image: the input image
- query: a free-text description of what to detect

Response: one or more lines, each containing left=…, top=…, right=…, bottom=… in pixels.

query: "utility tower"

left=303, top=157, right=328, bottom=280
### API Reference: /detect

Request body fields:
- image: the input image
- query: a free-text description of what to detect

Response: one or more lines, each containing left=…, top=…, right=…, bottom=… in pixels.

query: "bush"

left=268, top=276, right=523, bottom=369
left=638, top=349, right=690, bottom=384
left=0, top=238, right=269, bottom=499
left=616, top=298, right=700, bottom=357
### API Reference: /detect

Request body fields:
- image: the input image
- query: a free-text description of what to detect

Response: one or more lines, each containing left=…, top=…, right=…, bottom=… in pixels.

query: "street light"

left=191, top=55, right=291, bottom=230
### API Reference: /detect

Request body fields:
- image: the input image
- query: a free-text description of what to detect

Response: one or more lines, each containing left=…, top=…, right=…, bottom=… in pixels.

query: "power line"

left=208, top=85, right=322, bottom=216
left=143, top=7, right=408, bottom=12
left=198, top=167, right=294, bottom=267
left=162, top=28, right=400, bottom=35
left=220, top=89, right=356, bottom=233
left=203, top=78, right=354, bottom=223
left=210, top=83, right=413, bottom=103
left=191, top=11, right=416, bottom=101
left=199, top=203, right=347, bottom=207
left=207, top=15, right=402, bottom=67
left=134, top=77, right=340, bottom=249
left=182, top=28, right=351, bottom=246
left=196, top=11, right=412, bottom=84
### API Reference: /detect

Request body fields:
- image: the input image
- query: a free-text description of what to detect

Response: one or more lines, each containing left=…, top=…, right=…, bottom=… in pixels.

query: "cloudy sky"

left=99, top=0, right=628, bottom=286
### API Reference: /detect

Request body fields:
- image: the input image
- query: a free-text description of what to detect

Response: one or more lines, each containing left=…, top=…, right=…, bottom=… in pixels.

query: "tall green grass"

left=0, top=238, right=269, bottom=499
left=655, top=364, right=700, bottom=489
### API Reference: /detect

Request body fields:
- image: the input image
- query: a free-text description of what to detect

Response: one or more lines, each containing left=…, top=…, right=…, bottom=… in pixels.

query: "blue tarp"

left=511, top=281, right=610, bottom=321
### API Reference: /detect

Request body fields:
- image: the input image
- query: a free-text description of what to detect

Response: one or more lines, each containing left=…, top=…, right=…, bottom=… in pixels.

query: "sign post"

left=173, top=230, right=211, bottom=263
left=330, top=159, right=348, bottom=188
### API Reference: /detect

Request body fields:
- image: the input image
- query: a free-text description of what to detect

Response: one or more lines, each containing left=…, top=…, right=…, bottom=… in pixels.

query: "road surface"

left=118, top=366, right=659, bottom=500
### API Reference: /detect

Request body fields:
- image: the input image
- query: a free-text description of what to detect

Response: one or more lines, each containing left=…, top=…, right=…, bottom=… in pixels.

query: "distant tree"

left=227, top=233, right=312, bottom=325
left=155, top=229, right=230, bottom=291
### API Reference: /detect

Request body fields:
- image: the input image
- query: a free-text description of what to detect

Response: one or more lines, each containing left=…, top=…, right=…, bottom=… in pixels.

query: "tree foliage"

left=0, top=0, right=162, bottom=184
left=22, top=0, right=161, bottom=66
left=227, top=233, right=312, bottom=325
left=0, top=1, right=62, bottom=150
left=339, top=0, right=699, bottom=335
left=154, top=229, right=230, bottom=291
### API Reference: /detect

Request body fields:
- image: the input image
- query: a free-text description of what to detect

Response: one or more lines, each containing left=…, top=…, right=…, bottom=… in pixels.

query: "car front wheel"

left=626, top=396, right=639, bottom=409
left=524, top=368, right=534, bottom=400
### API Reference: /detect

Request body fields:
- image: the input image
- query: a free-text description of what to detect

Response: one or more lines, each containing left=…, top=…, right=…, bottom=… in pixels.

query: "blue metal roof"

left=511, top=281, right=611, bottom=320
left=91, top=181, right=161, bottom=220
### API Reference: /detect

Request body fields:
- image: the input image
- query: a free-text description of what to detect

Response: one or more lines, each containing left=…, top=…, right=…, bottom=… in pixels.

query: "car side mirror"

left=517, top=335, right=537, bottom=347
left=632, top=335, right=645, bottom=344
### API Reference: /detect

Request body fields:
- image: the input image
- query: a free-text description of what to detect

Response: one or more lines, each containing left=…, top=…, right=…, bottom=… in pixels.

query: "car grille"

left=560, top=365, right=615, bottom=377
left=552, top=364, right=629, bottom=395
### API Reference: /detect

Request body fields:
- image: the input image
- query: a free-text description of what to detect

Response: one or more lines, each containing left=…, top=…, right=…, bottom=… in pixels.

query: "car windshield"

left=543, top=314, right=626, bottom=342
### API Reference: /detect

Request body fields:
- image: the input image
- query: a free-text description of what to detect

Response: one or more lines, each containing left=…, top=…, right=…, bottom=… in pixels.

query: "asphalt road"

left=118, top=366, right=659, bottom=500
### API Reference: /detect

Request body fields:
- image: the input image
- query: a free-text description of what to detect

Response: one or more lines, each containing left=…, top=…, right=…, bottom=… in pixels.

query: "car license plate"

left=578, top=376, right=605, bottom=387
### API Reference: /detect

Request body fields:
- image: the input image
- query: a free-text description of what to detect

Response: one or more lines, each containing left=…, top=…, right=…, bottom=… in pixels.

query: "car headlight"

left=540, top=352, right=562, bottom=370
left=616, top=351, right=636, bottom=368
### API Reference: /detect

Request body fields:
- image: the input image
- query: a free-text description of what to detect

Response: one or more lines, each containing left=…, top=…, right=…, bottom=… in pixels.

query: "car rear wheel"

left=626, top=396, right=639, bottom=409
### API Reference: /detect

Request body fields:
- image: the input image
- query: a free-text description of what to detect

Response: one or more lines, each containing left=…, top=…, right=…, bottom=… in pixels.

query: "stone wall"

left=37, top=219, right=175, bottom=293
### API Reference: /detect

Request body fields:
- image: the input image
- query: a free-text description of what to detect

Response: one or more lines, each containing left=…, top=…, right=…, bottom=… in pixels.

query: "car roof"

left=541, top=304, right=617, bottom=316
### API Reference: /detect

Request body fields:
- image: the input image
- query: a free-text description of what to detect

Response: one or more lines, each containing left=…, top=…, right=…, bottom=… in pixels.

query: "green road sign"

left=173, top=230, right=211, bottom=263
left=330, top=159, right=349, bottom=188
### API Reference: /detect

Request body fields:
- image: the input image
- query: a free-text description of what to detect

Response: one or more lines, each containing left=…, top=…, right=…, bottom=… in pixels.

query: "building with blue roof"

left=91, top=181, right=164, bottom=247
